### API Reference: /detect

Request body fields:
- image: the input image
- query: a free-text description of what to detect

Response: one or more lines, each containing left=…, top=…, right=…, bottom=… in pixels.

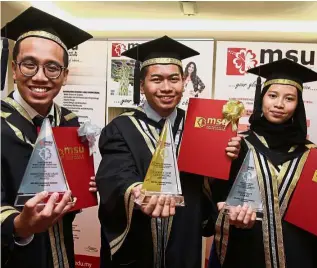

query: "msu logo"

left=112, top=43, right=127, bottom=57
left=226, top=48, right=258, bottom=75
left=194, top=117, right=207, bottom=128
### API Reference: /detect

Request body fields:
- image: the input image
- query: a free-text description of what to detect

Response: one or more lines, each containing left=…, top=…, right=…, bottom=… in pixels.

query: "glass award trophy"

left=14, top=118, right=73, bottom=207
left=135, top=119, right=185, bottom=206
left=224, top=149, right=263, bottom=220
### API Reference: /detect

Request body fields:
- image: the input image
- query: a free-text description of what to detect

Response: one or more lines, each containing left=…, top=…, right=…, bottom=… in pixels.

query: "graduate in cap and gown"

left=96, top=36, right=242, bottom=268
left=209, top=58, right=317, bottom=268
left=1, top=7, right=94, bottom=268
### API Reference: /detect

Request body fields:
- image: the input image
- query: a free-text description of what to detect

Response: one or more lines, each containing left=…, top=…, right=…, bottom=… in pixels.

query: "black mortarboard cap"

left=247, top=58, right=317, bottom=92
left=247, top=58, right=317, bottom=125
left=121, top=36, right=199, bottom=104
left=122, top=35, right=199, bottom=64
left=1, top=6, right=92, bottom=51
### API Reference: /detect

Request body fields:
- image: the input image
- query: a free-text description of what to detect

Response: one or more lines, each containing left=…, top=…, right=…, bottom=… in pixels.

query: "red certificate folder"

left=53, top=127, right=97, bottom=211
left=284, top=148, right=317, bottom=236
left=178, top=98, right=239, bottom=180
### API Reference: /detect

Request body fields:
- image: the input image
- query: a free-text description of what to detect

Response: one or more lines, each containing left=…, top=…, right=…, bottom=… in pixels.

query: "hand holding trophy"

left=13, top=190, right=74, bottom=238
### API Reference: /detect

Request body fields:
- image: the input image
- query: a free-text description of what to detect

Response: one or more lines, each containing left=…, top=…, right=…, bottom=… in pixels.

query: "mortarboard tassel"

left=254, top=76, right=262, bottom=110
left=249, top=76, right=262, bottom=124
left=253, top=76, right=262, bottom=120
left=133, top=60, right=141, bottom=105
left=1, top=38, right=9, bottom=91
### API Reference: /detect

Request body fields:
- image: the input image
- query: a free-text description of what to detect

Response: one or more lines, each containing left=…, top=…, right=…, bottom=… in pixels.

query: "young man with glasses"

left=1, top=7, right=96, bottom=268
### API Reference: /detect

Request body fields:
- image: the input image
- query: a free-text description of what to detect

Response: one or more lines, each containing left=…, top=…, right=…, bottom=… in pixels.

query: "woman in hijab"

left=209, top=58, right=317, bottom=268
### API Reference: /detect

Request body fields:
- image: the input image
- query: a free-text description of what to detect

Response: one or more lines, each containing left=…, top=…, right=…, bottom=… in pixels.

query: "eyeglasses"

left=15, top=60, right=66, bottom=79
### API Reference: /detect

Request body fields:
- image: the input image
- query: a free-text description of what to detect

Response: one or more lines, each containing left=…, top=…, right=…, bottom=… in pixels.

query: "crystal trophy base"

left=134, top=190, right=185, bottom=207
left=14, top=192, right=76, bottom=207
left=223, top=204, right=263, bottom=221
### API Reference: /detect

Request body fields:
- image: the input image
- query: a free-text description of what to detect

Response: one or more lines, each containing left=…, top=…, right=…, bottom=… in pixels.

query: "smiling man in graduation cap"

left=96, top=36, right=241, bottom=268
left=1, top=7, right=95, bottom=268
left=209, top=58, right=317, bottom=268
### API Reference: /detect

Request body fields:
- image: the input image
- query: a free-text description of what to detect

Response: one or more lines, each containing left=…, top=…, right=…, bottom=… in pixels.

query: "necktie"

left=32, top=115, right=44, bottom=127
left=158, top=118, right=166, bottom=128
left=32, top=115, right=53, bottom=127
left=157, top=118, right=166, bottom=135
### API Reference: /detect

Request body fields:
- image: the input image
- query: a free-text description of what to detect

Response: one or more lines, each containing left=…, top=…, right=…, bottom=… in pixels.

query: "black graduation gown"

left=96, top=108, right=217, bottom=268
left=1, top=94, right=80, bottom=268
left=210, top=132, right=317, bottom=268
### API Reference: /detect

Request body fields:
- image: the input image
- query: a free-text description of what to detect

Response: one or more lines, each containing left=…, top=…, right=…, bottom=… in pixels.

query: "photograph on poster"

left=110, top=59, right=135, bottom=97
left=183, top=61, right=206, bottom=98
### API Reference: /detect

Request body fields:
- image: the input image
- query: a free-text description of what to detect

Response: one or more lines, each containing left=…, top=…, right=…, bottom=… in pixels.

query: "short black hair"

left=12, top=39, right=69, bottom=67
left=140, top=65, right=184, bottom=81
